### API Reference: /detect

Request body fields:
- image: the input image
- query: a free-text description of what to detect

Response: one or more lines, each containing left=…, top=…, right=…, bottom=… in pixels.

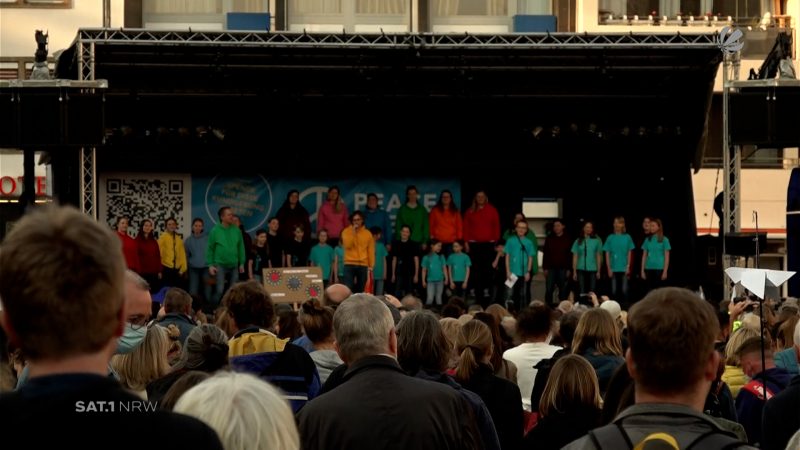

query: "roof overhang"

left=47, top=29, right=724, bottom=167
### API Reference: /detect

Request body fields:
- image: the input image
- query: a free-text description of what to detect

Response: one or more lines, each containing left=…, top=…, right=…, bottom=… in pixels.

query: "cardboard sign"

left=262, top=266, right=324, bottom=303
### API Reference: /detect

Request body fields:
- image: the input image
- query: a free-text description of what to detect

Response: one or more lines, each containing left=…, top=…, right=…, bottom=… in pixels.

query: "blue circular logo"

left=204, top=175, right=272, bottom=233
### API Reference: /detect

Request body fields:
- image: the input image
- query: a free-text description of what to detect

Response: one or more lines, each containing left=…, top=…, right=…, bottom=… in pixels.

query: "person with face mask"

left=117, top=271, right=154, bottom=354
left=15, top=270, right=153, bottom=388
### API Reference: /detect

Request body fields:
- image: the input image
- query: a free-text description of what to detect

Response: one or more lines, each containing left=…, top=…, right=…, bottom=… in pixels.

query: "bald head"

left=323, top=284, right=352, bottom=307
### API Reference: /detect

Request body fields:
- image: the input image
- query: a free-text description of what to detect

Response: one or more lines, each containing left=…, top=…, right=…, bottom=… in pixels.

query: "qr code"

left=102, top=175, right=189, bottom=237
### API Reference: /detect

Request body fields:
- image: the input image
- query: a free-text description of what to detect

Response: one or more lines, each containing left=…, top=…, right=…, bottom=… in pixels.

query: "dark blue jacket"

left=735, top=367, right=793, bottom=446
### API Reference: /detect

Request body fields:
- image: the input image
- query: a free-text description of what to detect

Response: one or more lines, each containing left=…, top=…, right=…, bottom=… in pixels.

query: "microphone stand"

left=754, top=210, right=767, bottom=399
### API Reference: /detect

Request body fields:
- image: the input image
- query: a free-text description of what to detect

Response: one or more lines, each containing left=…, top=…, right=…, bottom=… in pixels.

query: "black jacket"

left=297, top=355, right=482, bottom=450
left=762, top=374, right=800, bottom=450
left=458, top=363, right=524, bottom=450
left=524, top=408, right=601, bottom=450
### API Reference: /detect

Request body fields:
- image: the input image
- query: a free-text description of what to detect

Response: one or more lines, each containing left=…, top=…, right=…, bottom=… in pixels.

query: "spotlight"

left=212, top=128, right=226, bottom=141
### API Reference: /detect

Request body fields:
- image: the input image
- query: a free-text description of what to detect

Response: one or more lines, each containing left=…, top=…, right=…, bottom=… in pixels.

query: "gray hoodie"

left=310, top=350, right=344, bottom=384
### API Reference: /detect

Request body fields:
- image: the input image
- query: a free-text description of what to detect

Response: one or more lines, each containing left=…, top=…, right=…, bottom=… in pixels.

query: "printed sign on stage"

left=191, top=176, right=460, bottom=234
left=262, top=266, right=324, bottom=304
left=99, top=173, right=192, bottom=236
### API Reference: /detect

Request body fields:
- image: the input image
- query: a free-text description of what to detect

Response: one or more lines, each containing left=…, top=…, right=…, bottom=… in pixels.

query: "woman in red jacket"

left=463, top=191, right=500, bottom=307
left=115, top=216, right=140, bottom=273
left=136, top=218, right=162, bottom=292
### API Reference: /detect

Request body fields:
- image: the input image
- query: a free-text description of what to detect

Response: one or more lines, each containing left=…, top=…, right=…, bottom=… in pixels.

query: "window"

left=600, top=0, right=771, bottom=23
left=290, top=0, right=342, bottom=15
left=431, top=0, right=508, bottom=16
left=232, top=0, right=268, bottom=12
left=355, top=0, right=407, bottom=14
left=143, top=0, right=222, bottom=14
left=0, top=0, right=72, bottom=8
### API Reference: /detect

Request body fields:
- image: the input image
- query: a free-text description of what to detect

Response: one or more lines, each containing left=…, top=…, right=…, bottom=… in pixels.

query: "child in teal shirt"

left=603, top=217, right=635, bottom=303
left=641, top=218, right=671, bottom=293
left=310, top=229, right=335, bottom=287
left=422, top=239, right=447, bottom=306
left=334, top=240, right=345, bottom=283
left=572, top=221, right=603, bottom=295
left=447, top=240, right=472, bottom=298
left=505, top=222, right=535, bottom=310
left=370, top=227, right=388, bottom=295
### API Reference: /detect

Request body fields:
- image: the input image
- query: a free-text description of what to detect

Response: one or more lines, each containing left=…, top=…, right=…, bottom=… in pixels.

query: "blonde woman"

left=571, top=308, right=625, bottom=394
left=524, top=354, right=602, bottom=449
left=453, top=320, right=522, bottom=450
left=175, top=372, right=299, bottom=450
left=439, top=317, right=462, bottom=371
left=111, top=324, right=171, bottom=399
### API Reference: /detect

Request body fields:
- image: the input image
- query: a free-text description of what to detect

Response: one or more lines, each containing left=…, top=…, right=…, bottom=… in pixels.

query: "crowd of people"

left=2, top=203, right=799, bottom=450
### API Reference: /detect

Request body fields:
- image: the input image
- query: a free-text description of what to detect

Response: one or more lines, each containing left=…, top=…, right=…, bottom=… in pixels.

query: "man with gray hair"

left=297, top=294, right=481, bottom=450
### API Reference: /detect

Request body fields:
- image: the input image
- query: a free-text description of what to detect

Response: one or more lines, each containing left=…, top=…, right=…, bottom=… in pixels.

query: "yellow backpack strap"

left=588, top=423, right=632, bottom=449
left=633, top=433, right=680, bottom=450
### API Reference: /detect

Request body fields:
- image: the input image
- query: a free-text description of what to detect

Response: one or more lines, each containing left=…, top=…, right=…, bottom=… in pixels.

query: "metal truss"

left=80, top=147, right=96, bottom=218
left=722, top=51, right=741, bottom=300
left=75, top=30, right=99, bottom=218
left=75, top=28, right=719, bottom=50
left=76, top=35, right=95, bottom=82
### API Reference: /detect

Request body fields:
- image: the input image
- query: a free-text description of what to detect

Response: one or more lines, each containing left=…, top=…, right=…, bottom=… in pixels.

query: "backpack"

left=588, top=419, right=746, bottom=450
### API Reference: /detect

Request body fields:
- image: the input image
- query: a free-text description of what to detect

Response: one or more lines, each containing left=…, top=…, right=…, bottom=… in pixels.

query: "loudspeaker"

left=729, top=87, right=800, bottom=147
left=697, top=234, right=723, bottom=303
left=788, top=168, right=800, bottom=296
left=724, top=232, right=767, bottom=257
